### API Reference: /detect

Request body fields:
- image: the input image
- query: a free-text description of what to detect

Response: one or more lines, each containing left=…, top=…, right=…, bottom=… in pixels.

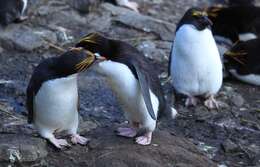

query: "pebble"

left=231, top=94, right=245, bottom=107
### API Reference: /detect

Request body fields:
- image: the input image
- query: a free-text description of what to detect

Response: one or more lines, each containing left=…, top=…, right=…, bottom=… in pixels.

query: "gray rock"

left=0, top=46, right=3, bottom=54
left=102, top=3, right=175, bottom=41
left=0, top=25, right=45, bottom=52
left=67, top=0, right=100, bottom=13
left=33, top=28, right=58, bottom=45
left=0, top=134, right=47, bottom=163
left=222, top=139, right=239, bottom=153
left=137, top=41, right=168, bottom=62
left=231, top=94, right=245, bottom=107
left=37, top=6, right=50, bottom=16
left=78, top=116, right=98, bottom=133
left=0, top=24, right=59, bottom=52
left=84, top=129, right=217, bottom=167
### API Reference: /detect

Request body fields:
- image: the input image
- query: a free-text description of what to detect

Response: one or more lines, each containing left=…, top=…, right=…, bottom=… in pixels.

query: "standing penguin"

left=224, top=39, right=260, bottom=86
left=0, top=0, right=28, bottom=26
left=169, top=8, right=223, bottom=109
left=75, top=33, right=177, bottom=145
left=27, top=48, right=95, bottom=148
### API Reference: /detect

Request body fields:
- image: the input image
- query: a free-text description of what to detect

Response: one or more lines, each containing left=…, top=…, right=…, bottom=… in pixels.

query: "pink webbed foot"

left=49, top=137, right=71, bottom=149
left=116, top=127, right=137, bottom=138
left=204, top=95, right=219, bottom=109
left=71, top=134, right=90, bottom=145
left=185, top=96, right=198, bottom=107
left=135, top=132, right=152, bottom=146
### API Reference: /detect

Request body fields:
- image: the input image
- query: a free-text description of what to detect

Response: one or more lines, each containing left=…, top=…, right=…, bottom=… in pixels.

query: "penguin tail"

left=169, top=107, right=178, bottom=119
left=158, top=105, right=178, bottom=120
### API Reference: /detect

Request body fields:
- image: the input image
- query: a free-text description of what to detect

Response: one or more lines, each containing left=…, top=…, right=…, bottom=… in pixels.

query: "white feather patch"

left=230, top=69, right=260, bottom=86
left=21, top=0, right=28, bottom=15
left=239, top=33, right=257, bottom=42
left=34, top=74, right=79, bottom=134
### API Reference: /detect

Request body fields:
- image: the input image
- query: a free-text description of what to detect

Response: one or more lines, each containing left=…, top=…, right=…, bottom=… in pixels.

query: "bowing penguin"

left=0, top=0, right=28, bottom=26
left=75, top=33, right=177, bottom=145
left=169, top=8, right=223, bottom=109
left=224, top=39, right=260, bottom=86
left=27, top=48, right=95, bottom=148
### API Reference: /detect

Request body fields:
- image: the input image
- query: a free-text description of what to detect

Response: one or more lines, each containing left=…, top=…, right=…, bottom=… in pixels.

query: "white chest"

left=95, top=61, right=140, bottom=101
left=34, top=74, right=78, bottom=129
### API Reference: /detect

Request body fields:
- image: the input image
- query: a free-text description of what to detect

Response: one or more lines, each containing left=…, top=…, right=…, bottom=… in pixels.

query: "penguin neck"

left=95, top=60, right=130, bottom=78
left=94, top=60, right=137, bottom=87
left=48, top=74, right=78, bottom=90
left=52, top=59, right=78, bottom=78
left=176, top=24, right=213, bottom=46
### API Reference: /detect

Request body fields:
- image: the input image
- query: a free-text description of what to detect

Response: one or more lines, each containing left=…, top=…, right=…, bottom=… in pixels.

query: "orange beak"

left=94, top=53, right=107, bottom=61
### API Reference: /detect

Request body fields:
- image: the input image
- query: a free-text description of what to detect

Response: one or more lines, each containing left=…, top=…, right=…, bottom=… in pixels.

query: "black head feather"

left=176, top=8, right=212, bottom=32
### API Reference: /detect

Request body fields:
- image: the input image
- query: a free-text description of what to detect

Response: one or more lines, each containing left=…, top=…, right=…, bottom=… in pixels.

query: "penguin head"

left=56, top=47, right=96, bottom=74
left=76, top=32, right=111, bottom=59
left=176, top=8, right=213, bottom=32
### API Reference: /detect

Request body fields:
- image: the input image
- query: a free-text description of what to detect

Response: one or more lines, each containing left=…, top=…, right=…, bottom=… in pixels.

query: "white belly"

left=34, top=74, right=78, bottom=132
left=94, top=61, right=159, bottom=130
left=171, top=25, right=223, bottom=96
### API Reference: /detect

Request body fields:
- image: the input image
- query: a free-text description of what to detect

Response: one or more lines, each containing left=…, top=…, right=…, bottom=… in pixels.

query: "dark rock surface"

left=0, top=0, right=260, bottom=167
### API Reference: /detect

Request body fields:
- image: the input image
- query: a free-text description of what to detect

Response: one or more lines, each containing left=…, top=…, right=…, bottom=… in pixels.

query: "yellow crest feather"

left=75, top=50, right=95, bottom=72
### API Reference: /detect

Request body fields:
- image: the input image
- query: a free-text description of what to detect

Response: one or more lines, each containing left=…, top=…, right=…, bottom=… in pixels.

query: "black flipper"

left=132, top=62, right=157, bottom=120
left=26, top=80, right=35, bottom=124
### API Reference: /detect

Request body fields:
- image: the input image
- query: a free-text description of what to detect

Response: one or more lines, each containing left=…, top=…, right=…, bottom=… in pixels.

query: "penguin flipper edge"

left=132, top=62, right=157, bottom=120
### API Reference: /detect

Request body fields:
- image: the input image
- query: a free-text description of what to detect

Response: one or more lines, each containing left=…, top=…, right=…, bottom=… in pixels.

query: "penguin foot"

left=71, top=134, right=89, bottom=145
left=116, top=127, right=137, bottom=138
left=204, top=95, right=219, bottom=109
left=185, top=96, right=198, bottom=107
left=15, top=16, right=28, bottom=23
left=117, top=0, right=139, bottom=12
left=135, top=132, right=152, bottom=145
left=49, top=138, right=71, bottom=149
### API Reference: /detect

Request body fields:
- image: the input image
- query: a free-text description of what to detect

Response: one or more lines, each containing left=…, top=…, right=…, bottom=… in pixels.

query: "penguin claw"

left=185, top=96, right=198, bottom=107
left=71, top=134, right=90, bottom=145
left=204, top=95, right=219, bottom=109
left=116, top=127, right=137, bottom=138
left=15, top=16, right=28, bottom=23
left=117, top=128, right=137, bottom=138
left=135, top=135, right=152, bottom=146
left=50, top=138, right=71, bottom=149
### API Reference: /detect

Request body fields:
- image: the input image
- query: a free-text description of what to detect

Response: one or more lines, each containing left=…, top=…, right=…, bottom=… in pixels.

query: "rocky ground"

left=0, top=0, right=259, bottom=167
